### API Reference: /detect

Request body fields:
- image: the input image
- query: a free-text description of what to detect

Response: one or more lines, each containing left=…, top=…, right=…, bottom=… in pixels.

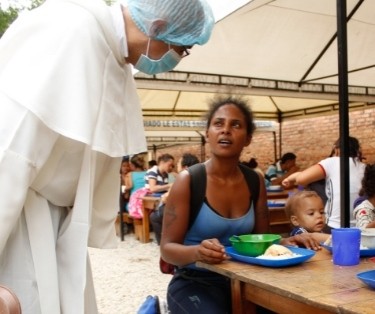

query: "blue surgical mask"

left=134, top=39, right=182, bottom=75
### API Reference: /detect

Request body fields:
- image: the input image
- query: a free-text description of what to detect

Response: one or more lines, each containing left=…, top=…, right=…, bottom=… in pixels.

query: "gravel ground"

left=89, top=232, right=172, bottom=314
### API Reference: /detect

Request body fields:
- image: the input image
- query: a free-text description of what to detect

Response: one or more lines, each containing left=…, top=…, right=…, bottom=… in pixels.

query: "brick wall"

left=154, top=108, right=375, bottom=173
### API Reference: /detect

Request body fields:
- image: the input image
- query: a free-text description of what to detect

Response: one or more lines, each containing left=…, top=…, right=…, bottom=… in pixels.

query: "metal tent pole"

left=337, top=0, right=350, bottom=227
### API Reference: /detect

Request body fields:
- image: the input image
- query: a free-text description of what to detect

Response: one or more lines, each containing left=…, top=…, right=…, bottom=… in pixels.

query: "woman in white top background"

left=282, top=136, right=366, bottom=232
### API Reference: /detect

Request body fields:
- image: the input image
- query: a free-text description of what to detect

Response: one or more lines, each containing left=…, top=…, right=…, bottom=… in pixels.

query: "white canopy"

left=135, top=0, right=375, bottom=148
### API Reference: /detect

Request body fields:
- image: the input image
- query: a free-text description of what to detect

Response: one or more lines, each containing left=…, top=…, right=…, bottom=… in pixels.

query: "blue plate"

left=320, top=243, right=375, bottom=257
left=226, top=246, right=315, bottom=267
left=267, top=202, right=286, bottom=208
left=148, top=192, right=165, bottom=197
left=357, top=270, right=375, bottom=289
left=267, top=188, right=283, bottom=193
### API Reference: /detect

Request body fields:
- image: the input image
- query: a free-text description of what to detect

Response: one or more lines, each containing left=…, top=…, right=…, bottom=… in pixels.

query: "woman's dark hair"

left=360, top=164, right=375, bottom=198
left=205, top=95, right=256, bottom=136
left=246, top=158, right=258, bottom=169
left=333, top=136, right=362, bottom=161
left=130, top=154, right=146, bottom=170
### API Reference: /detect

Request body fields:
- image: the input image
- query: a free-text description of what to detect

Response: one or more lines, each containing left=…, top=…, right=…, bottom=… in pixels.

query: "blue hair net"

left=126, top=0, right=214, bottom=46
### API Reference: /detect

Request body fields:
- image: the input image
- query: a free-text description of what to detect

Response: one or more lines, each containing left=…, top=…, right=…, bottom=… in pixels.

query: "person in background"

left=282, top=136, right=366, bottom=233
left=148, top=160, right=157, bottom=168
left=242, top=157, right=264, bottom=177
left=285, top=191, right=330, bottom=243
left=119, top=156, right=131, bottom=211
left=0, top=0, right=214, bottom=312
left=353, top=164, right=375, bottom=229
left=150, top=153, right=200, bottom=245
left=125, top=154, right=147, bottom=212
left=120, top=157, right=131, bottom=183
left=304, top=148, right=336, bottom=206
left=160, top=95, right=320, bottom=314
left=129, top=153, right=175, bottom=219
left=145, top=153, right=175, bottom=194
left=264, top=153, right=299, bottom=187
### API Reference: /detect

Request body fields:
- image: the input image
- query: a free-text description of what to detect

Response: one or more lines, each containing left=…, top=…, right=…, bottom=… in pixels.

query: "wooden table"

left=266, top=189, right=294, bottom=200
left=197, top=249, right=375, bottom=314
left=135, top=196, right=160, bottom=243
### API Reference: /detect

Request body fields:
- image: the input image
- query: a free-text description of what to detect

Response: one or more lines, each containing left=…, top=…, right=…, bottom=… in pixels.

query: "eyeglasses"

left=181, top=46, right=191, bottom=58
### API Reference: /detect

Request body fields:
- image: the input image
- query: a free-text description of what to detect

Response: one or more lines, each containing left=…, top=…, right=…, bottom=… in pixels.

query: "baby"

left=285, top=190, right=330, bottom=243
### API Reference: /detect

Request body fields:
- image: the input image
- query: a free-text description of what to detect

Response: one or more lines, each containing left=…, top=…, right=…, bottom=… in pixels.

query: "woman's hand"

left=280, top=233, right=321, bottom=251
left=196, top=239, right=227, bottom=264
left=282, top=171, right=301, bottom=188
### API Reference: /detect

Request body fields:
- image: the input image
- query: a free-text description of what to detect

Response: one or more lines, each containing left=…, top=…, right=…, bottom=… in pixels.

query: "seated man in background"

left=150, top=153, right=199, bottom=245
left=145, top=153, right=175, bottom=194
left=265, top=152, right=299, bottom=187
left=128, top=154, right=174, bottom=219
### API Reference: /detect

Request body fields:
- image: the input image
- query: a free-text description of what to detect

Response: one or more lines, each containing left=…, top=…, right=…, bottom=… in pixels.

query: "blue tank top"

left=126, top=171, right=146, bottom=211
left=130, top=171, right=146, bottom=194
left=183, top=201, right=254, bottom=269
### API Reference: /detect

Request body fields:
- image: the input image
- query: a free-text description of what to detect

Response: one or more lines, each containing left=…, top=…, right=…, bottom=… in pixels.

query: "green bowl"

left=229, top=234, right=282, bottom=257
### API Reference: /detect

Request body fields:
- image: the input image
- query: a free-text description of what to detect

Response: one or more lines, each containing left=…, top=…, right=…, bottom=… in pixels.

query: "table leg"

left=119, top=207, right=125, bottom=242
left=141, top=206, right=151, bottom=243
left=232, top=279, right=257, bottom=314
left=232, top=279, right=242, bottom=314
left=139, top=198, right=160, bottom=244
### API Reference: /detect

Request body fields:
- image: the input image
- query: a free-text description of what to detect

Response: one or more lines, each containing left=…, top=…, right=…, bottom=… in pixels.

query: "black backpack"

left=159, top=162, right=260, bottom=274
left=187, top=162, right=260, bottom=229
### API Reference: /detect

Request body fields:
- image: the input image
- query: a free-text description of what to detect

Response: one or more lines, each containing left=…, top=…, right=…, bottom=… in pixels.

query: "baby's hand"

left=281, top=233, right=321, bottom=251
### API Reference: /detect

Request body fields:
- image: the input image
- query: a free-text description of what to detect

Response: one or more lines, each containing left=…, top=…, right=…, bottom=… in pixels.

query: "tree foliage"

left=0, top=0, right=115, bottom=38
left=0, top=7, right=18, bottom=37
left=0, top=0, right=44, bottom=37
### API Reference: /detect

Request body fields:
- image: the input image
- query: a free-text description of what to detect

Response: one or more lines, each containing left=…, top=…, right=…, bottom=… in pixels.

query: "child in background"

left=285, top=191, right=330, bottom=243
left=353, top=164, right=375, bottom=228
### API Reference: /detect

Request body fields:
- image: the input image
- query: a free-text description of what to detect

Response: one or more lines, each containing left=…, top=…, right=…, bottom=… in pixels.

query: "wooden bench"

left=114, top=212, right=147, bottom=242
left=269, top=206, right=291, bottom=236
left=132, top=218, right=144, bottom=242
left=115, top=196, right=160, bottom=243
left=115, top=212, right=134, bottom=239
left=267, top=192, right=292, bottom=236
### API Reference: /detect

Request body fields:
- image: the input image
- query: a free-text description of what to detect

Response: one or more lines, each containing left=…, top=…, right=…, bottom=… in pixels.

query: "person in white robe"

left=0, top=0, right=214, bottom=313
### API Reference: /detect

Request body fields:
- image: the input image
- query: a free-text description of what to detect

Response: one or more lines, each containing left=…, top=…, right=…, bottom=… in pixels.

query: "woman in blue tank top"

left=125, top=154, right=147, bottom=212
left=160, top=96, right=321, bottom=314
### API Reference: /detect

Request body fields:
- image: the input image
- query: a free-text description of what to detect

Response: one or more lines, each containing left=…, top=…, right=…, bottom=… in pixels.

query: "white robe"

left=0, top=0, right=146, bottom=313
